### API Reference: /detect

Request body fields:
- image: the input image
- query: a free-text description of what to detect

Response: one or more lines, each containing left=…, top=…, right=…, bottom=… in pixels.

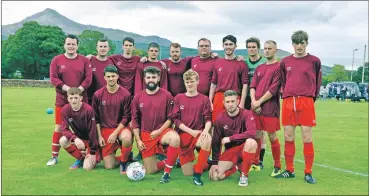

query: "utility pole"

left=362, top=45, right=367, bottom=83
left=351, top=48, right=359, bottom=81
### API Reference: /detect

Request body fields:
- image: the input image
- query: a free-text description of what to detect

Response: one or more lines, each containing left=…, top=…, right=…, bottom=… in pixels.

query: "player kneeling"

left=131, top=66, right=181, bottom=183
left=173, top=69, right=212, bottom=186
left=59, top=88, right=99, bottom=170
left=92, top=65, right=133, bottom=174
left=209, top=90, right=257, bottom=187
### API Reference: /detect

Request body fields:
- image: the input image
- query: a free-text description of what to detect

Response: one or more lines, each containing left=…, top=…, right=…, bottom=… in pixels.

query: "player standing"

left=48, top=34, right=92, bottom=166
left=131, top=66, right=180, bottom=183
left=59, top=88, right=98, bottom=170
left=249, top=40, right=281, bottom=176
left=87, top=38, right=114, bottom=104
left=209, top=90, right=257, bottom=187
left=92, top=65, right=133, bottom=174
left=173, top=69, right=212, bottom=186
left=209, top=35, right=248, bottom=122
left=274, top=30, right=322, bottom=184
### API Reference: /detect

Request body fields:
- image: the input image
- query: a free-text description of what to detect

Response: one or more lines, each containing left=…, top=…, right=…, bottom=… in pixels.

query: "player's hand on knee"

left=84, top=154, right=96, bottom=170
left=74, top=138, right=85, bottom=150
left=137, top=140, right=146, bottom=151
left=98, top=136, right=106, bottom=147
left=200, top=131, right=211, bottom=141
left=107, top=132, right=118, bottom=143
left=209, top=165, right=219, bottom=180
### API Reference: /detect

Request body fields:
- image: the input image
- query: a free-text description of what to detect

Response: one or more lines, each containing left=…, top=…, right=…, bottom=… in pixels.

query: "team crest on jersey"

left=250, top=117, right=254, bottom=121
left=193, top=64, right=197, bottom=68
left=69, top=118, right=73, bottom=122
left=223, top=125, right=228, bottom=129
left=287, top=67, right=292, bottom=71
left=102, top=101, right=106, bottom=105
left=139, top=103, right=144, bottom=108
left=180, top=105, right=184, bottom=110
left=170, top=101, right=174, bottom=105
left=92, top=117, right=95, bottom=121
left=218, top=67, right=222, bottom=72
left=89, top=64, right=91, bottom=67
left=117, top=62, right=121, bottom=66
left=167, top=68, right=171, bottom=72
left=257, top=72, right=260, bottom=76
left=60, top=65, right=65, bottom=69
left=92, top=68, right=96, bottom=72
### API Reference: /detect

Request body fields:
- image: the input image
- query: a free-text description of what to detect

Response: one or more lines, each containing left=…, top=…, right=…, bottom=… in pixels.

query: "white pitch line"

left=265, top=152, right=368, bottom=177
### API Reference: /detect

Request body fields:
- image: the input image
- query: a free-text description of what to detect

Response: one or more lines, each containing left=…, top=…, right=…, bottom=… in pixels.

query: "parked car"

left=358, top=83, right=368, bottom=100
left=340, top=81, right=361, bottom=99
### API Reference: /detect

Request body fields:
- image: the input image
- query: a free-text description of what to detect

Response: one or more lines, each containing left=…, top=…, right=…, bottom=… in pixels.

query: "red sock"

left=120, top=146, right=132, bottom=163
left=224, top=166, right=237, bottom=177
left=65, top=145, right=82, bottom=160
left=194, top=149, right=210, bottom=174
left=52, top=131, right=63, bottom=157
left=284, top=141, right=295, bottom=173
left=242, top=151, right=255, bottom=177
left=303, top=142, right=314, bottom=174
left=164, top=145, right=180, bottom=174
left=253, top=139, right=261, bottom=164
left=157, top=160, right=165, bottom=171
left=271, top=138, right=281, bottom=168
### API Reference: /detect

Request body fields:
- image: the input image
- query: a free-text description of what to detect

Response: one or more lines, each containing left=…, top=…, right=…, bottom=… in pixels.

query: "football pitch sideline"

left=2, top=87, right=368, bottom=195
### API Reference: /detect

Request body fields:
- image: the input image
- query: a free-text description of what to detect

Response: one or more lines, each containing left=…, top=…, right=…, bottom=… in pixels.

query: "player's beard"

left=227, top=106, right=237, bottom=114
left=146, top=81, right=159, bottom=91
left=172, top=55, right=180, bottom=62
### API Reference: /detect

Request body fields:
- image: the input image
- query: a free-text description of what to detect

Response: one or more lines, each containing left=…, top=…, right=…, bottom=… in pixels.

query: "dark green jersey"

left=245, top=56, right=267, bottom=96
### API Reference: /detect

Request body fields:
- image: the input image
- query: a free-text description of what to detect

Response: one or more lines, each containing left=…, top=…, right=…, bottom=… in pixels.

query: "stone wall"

left=1, top=79, right=54, bottom=88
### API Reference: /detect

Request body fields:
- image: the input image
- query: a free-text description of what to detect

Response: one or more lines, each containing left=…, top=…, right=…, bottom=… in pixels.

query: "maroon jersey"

left=87, top=56, right=114, bottom=100
left=61, top=103, right=98, bottom=154
left=173, top=93, right=212, bottom=132
left=50, top=54, right=92, bottom=107
left=211, top=58, right=249, bottom=94
left=131, top=88, right=179, bottom=132
left=162, top=56, right=193, bottom=96
left=191, top=56, right=217, bottom=96
left=250, top=62, right=281, bottom=118
left=92, top=86, right=132, bottom=128
left=134, top=61, right=169, bottom=94
left=280, top=54, right=322, bottom=99
left=211, top=108, right=256, bottom=165
left=109, top=55, right=141, bottom=95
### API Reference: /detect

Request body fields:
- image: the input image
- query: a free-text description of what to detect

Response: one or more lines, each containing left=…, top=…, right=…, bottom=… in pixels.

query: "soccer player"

left=275, top=30, right=322, bottom=184
left=245, top=37, right=268, bottom=168
left=173, top=69, right=212, bottom=186
left=59, top=88, right=98, bottom=170
left=250, top=40, right=281, bottom=176
left=131, top=66, right=180, bottom=183
left=209, top=35, right=248, bottom=122
left=209, top=90, right=257, bottom=187
left=87, top=38, right=114, bottom=104
left=48, top=34, right=92, bottom=166
left=134, top=42, right=169, bottom=93
left=92, top=65, right=133, bottom=174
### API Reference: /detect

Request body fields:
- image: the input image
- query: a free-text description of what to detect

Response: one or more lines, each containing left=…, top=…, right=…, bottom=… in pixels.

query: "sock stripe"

left=52, top=151, right=59, bottom=154
left=52, top=143, right=61, bottom=146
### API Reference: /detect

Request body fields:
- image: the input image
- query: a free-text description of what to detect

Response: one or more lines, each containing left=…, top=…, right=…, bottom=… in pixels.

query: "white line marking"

left=266, top=152, right=368, bottom=177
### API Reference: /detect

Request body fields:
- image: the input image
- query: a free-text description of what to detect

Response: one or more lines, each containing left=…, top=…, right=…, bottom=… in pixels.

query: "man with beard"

left=48, top=34, right=92, bottom=166
left=131, top=66, right=180, bottom=184
left=209, top=35, right=248, bottom=122
left=92, top=65, right=133, bottom=174
left=87, top=39, right=114, bottom=105
left=250, top=40, right=282, bottom=177
left=209, top=90, right=257, bottom=187
left=173, top=69, right=212, bottom=186
left=134, top=42, right=169, bottom=93
left=275, top=30, right=321, bottom=184
left=59, top=88, right=98, bottom=170
left=245, top=37, right=268, bottom=169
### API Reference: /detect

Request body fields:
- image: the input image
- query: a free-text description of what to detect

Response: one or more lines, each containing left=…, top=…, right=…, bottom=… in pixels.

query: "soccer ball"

left=126, top=162, right=146, bottom=181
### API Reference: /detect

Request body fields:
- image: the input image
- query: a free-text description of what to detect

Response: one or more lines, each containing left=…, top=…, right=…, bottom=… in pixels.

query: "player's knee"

left=302, top=135, right=313, bottom=143
left=120, top=135, right=132, bottom=147
left=284, top=131, right=294, bottom=141
left=255, top=130, right=263, bottom=139
left=169, top=132, right=180, bottom=147
left=268, top=132, right=277, bottom=141
left=104, top=162, right=116, bottom=169
left=54, top=125, right=61, bottom=132
left=83, top=163, right=94, bottom=171
left=201, top=137, right=212, bottom=150
left=244, top=138, right=257, bottom=152
left=59, top=136, right=69, bottom=147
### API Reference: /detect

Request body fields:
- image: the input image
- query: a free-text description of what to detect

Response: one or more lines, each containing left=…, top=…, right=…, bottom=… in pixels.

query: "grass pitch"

left=2, top=87, right=368, bottom=195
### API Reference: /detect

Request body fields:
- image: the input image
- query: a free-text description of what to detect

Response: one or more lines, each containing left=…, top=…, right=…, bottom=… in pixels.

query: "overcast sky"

left=2, top=1, right=368, bottom=69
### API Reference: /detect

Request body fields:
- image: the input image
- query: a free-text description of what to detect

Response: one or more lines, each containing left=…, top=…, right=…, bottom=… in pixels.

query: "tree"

left=1, top=21, right=65, bottom=79
left=133, top=49, right=148, bottom=57
left=77, top=30, right=116, bottom=56
left=352, top=62, right=369, bottom=83
left=327, top=64, right=349, bottom=82
left=322, top=75, right=331, bottom=86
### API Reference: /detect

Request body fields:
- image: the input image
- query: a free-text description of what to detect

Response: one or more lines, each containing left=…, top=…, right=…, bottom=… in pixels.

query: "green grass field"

left=2, top=87, right=368, bottom=195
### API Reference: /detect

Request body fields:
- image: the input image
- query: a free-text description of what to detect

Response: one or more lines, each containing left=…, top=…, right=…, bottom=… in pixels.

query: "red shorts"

left=55, top=106, right=63, bottom=125
left=255, top=116, right=280, bottom=133
left=282, top=96, right=316, bottom=127
left=140, top=128, right=173, bottom=159
left=212, top=92, right=240, bottom=122
left=219, top=143, right=245, bottom=164
left=179, top=132, right=200, bottom=165
left=101, top=127, right=130, bottom=158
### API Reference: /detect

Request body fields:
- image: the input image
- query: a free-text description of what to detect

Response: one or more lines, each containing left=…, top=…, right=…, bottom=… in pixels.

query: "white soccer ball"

left=126, top=162, right=146, bottom=181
